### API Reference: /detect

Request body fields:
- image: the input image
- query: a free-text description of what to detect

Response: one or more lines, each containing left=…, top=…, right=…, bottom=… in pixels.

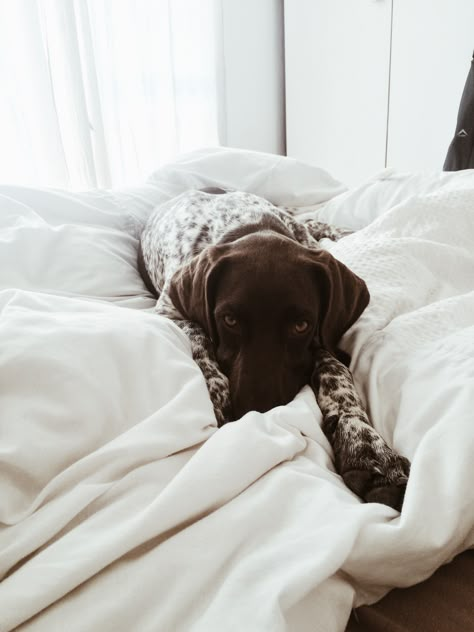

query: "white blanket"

left=0, top=150, right=473, bottom=632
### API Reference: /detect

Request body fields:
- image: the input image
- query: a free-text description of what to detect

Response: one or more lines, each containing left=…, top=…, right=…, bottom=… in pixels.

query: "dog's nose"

left=232, top=391, right=291, bottom=419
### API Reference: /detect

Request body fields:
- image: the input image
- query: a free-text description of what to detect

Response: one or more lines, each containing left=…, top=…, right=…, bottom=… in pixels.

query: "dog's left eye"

left=293, top=320, right=310, bottom=334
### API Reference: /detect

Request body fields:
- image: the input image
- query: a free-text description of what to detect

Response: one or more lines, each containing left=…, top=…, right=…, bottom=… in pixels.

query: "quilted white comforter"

left=0, top=149, right=473, bottom=632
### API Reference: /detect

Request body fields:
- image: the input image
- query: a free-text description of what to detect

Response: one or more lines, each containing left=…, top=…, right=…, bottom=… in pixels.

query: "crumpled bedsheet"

left=0, top=150, right=473, bottom=631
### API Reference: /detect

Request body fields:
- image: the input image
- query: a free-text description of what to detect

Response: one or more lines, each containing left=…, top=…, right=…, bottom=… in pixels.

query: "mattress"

left=0, top=147, right=473, bottom=631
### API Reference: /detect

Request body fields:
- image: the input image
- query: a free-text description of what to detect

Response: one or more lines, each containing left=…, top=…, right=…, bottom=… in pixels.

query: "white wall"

left=218, top=0, right=285, bottom=156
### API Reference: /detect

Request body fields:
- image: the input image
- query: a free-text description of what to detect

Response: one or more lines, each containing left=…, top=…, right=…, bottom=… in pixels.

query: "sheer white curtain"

left=0, top=0, right=222, bottom=189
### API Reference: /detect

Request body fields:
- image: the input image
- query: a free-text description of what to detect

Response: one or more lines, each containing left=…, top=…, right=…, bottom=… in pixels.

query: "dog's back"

left=139, top=189, right=311, bottom=296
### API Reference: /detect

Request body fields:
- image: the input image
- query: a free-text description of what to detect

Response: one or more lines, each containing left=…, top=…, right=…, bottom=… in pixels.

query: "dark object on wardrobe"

left=444, top=51, right=474, bottom=170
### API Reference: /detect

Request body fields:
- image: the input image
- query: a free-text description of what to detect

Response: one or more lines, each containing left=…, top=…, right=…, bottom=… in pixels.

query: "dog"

left=138, top=188, right=410, bottom=510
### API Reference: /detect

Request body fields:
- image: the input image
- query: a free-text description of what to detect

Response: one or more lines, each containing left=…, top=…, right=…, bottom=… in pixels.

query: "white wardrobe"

left=284, top=0, right=474, bottom=186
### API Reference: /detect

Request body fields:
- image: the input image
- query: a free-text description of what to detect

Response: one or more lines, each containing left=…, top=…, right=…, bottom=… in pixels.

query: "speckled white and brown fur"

left=140, top=189, right=410, bottom=510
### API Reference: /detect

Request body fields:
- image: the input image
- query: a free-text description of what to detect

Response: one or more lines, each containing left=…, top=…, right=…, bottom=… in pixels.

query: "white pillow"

left=146, top=146, right=347, bottom=207
left=0, top=185, right=155, bottom=309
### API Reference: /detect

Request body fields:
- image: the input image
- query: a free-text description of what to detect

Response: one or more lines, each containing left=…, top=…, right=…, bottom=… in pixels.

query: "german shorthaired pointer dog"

left=138, top=189, right=410, bottom=510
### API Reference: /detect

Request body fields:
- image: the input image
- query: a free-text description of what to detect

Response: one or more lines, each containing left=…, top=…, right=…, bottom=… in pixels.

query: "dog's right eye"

left=223, top=314, right=238, bottom=328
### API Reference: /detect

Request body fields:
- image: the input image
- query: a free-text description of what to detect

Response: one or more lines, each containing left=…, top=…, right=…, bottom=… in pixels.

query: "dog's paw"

left=342, top=457, right=410, bottom=511
left=333, top=421, right=411, bottom=511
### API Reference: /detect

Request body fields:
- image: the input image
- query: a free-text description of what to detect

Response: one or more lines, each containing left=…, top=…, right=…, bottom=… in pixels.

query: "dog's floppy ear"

left=302, top=249, right=370, bottom=364
left=168, top=245, right=228, bottom=342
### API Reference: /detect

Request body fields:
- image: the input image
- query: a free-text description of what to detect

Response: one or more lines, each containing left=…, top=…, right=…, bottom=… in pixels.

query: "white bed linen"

left=0, top=150, right=473, bottom=632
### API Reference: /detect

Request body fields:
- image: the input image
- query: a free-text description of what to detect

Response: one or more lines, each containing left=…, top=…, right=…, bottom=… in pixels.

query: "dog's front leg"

left=311, top=348, right=410, bottom=511
left=156, top=292, right=232, bottom=426
left=174, top=319, right=232, bottom=426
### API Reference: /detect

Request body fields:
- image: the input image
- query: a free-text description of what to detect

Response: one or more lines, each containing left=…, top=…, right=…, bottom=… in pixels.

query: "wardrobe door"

left=387, top=0, right=474, bottom=172
left=284, top=0, right=392, bottom=187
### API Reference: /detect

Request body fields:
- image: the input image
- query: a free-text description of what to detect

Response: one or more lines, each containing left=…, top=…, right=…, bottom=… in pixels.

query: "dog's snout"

left=230, top=369, right=300, bottom=419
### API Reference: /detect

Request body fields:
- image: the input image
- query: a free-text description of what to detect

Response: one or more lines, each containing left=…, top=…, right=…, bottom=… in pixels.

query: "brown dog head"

left=169, top=231, right=369, bottom=419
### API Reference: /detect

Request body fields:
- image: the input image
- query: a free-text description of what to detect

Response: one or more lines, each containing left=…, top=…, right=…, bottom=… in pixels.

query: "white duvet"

left=0, top=148, right=473, bottom=632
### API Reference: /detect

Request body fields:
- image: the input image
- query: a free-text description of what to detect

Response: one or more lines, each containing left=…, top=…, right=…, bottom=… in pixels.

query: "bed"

left=0, top=147, right=473, bottom=631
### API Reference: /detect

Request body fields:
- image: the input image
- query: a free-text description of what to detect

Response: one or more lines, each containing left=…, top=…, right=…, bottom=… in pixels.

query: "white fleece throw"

left=0, top=157, right=473, bottom=631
